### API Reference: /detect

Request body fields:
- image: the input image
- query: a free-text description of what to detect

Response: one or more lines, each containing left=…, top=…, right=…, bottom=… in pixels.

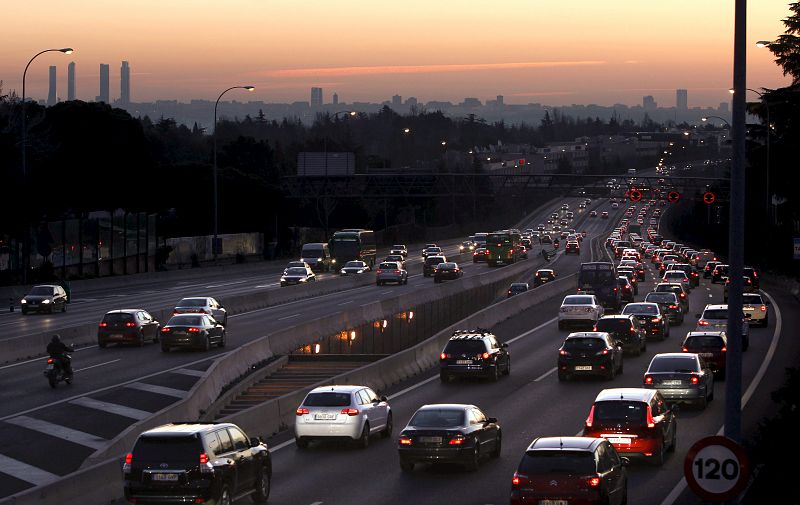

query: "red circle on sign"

left=668, top=191, right=681, bottom=202
left=703, top=192, right=716, bottom=204
left=684, top=436, right=749, bottom=502
left=629, top=189, right=642, bottom=202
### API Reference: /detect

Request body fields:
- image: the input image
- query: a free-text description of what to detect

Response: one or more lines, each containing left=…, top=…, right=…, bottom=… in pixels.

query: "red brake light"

left=125, top=322, right=136, bottom=327
left=399, top=436, right=412, bottom=445
left=376, top=269, right=383, bottom=274
left=125, top=453, right=133, bottom=465
left=341, top=408, right=359, bottom=416
left=161, top=327, right=171, bottom=332
left=691, top=376, right=699, bottom=385
left=296, top=408, right=309, bottom=416
left=394, top=270, right=401, bottom=274
left=585, top=405, right=595, bottom=428
left=482, top=352, right=490, bottom=360
left=698, top=319, right=709, bottom=326
left=47, top=358, right=54, bottom=364
left=512, top=472, right=524, bottom=486
left=559, top=349, right=569, bottom=356
left=721, top=346, right=727, bottom=352
left=199, top=453, right=209, bottom=465
left=645, top=375, right=653, bottom=385
left=651, top=317, right=661, bottom=323
left=669, top=304, right=678, bottom=309
left=187, top=327, right=201, bottom=333
left=99, top=322, right=108, bottom=327
left=760, top=306, right=767, bottom=312
left=588, top=477, right=601, bottom=487
left=440, top=352, right=448, bottom=360
left=681, top=346, right=688, bottom=352
left=600, top=348, right=609, bottom=355
left=449, top=435, right=466, bottom=445
left=646, top=405, right=656, bottom=428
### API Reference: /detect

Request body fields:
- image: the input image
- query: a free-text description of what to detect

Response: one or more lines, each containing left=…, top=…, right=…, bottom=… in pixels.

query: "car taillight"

left=680, top=293, right=686, bottom=298
left=760, top=306, right=767, bottom=312
left=587, top=476, right=601, bottom=487
left=126, top=322, right=136, bottom=327
left=187, top=327, right=200, bottom=333
left=651, top=317, right=661, bottom=323
left=646, top=405, right=656, bottom=428
left=399, top=436, right=412, bottom=445
left=47, top=358, right=54, bottom=364
left=598, top=348, right=609, bottom=355
left=161, top=327, right=171, bottom=333
left=721, top=346, right=727, bottom=352
left=440, top=352, right=448, bottom=360
left=585, top=405, right=595, bottom=428
left=200, top=452, right=214, bottom=474
left=123, top=452, right=133, bottom=473
left=645, top=375, right=653, bottom=385
left=681, top=346, right=688, bottom=352
left=691, top=376, right=699, bottom=385
left=449, top=434, right=466, bottom=445
left=669, top=304, right=678, bottom=309
left=99, top=322, right=108, bottom=327
left=199, top=453, right=209, bottom=465
left=698, top=319, right=709, bottom=326
left=559, top=349, right=569, bottom=356
left=482, top=352, right=490, bottom=360
left=341, top=408, right=359, bottom=416
left=296, top=408, right=309, bottom=416
left=613, top=287, right=618, bottom=293
left=172, top=310, right=179, bottom=315
left=376, top=269, right=384, bottom=274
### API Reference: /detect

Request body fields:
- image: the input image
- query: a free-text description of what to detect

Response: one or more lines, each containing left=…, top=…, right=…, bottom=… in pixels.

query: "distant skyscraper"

left=676, top=89, right=688, bottom=109
left=392, top=94, right=402, bottom=108
left=310, top=87, right=323, bottom=107
left=47, top=66, right=57, bottom=105
left=496, top=95, right=504, bottom=106
left=67, top=62, right=76, bottom=101
left=405, top=97, right=418, bottom=108
left=332, top=92, right=338, bottom=106
left=120, top=61, right=131, bottom=104
left=462, top=97, right=481, bottom=107
left=97, top=64, right=110, bottom=103
left=643, top=95, right=657, bottom=110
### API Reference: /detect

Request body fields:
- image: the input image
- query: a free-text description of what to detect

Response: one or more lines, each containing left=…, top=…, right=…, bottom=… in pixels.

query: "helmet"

left=51, top=334, right=61, bottom=343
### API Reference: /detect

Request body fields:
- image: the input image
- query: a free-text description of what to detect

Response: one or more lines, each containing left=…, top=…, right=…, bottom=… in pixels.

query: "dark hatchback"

left=510, top=437, right=628, bottom=505
left=98, top=309, right=160, bottom=348
left=424, top=255, right=447, bottom=276
left=557, top=332, right=624, bottom=381
left=434, top=262, right=463, bottom=283
left=617, top=276, right=634, bottom=303
left=644, top=353, right=714, bottom=409
left=703, top=260, right=721, bottom=279
left=533, top=269, right=556, bottom=286
left=643, top=292, right=684, bottom=325
left=621, top=303, right=669, bottom=340
left=398, top=404, right=501, bottom=472
left=711, top=263, right=730, bottom=284
left=507, top=283, right=529, bottom=297
left=160, top=314, right=226, bottom=352
left=682, top=331, right=728, bottom=379
left=123, top=422, right=271, bottom=505
left=594, top=315, right=647, bottom=356
left=439, top=331, right=510, bottom=382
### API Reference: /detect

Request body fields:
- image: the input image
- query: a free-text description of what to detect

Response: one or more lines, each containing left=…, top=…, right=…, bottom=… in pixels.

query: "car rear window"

left=303, top=392, right=352, bottom=407
left=685, top=336, right=724, bottom=348
left=564, top=338, right=605, bottom=351
left=169, top=315, right=203, bottom=326
left=648, top=356, right=700, bottom=373
left=702, top=309, right=728, bottom=320
left=409, top=409, right=465, bottom=428
left=645, top=293, right=676, bottom=304
left=425, top=257, right=444, bottom=266
left=178, top=298, right=207, bottom=307
left=133, top=436, right=203, bottom=462
left=595, top=319, right=631, bottom=332
left=378, top=263, right=397, bottom=270
left=518, top=451, right=595, bottom=474
left=564, top=296, right=594, bottom=305
left=622, top=304, right=658, bottom=316
left=593, top=401, right=646, bottom=425
left=103, top=313, right=135, bottom=323
left=445, top=340, right=487, bottom=354
left=742, top=294, right=763, bottom=304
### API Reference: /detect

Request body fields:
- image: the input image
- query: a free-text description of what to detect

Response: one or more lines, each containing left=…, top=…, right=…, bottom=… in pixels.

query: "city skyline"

left=2, top=1, right=791, bottom=107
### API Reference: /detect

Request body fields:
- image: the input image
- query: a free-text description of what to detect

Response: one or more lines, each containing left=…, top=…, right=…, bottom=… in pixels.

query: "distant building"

left=310, top=87, right=323, bottom=108
left=462, top=97, right=481, bottom=108
left=332, top=92, right=338, bottom=106
left=496, top=95, right=504, bottom=106
left=405, top=97, right=418, bottom=108
left=643, top=95, right=657, bottom=110
left=676, top=89, right=688, bottom=109
left=97, top=64, right=110, bottom=103
left=392, top=94, right=402, bottom=108
left=67, top=62, right=76, bottom=101
left=47, top=66, right=57, bottom=105
left=120, top=61, right=131, bottom=104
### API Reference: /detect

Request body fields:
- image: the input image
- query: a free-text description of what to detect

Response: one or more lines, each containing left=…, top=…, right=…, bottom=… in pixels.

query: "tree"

left=769, top=2, right=800, bottom=85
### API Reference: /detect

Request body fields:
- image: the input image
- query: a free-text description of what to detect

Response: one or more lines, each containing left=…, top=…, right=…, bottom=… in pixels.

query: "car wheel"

left=202, top=336, right=211, bottom=352
left=161, top=343, right=170, bottom=352
left=439, top=370, right=451, bottom=383
left=21, top=308, right=28, bottom=315
left=650, top=441, right=665, bottom=466
left=48, top=375, right=57, bottom=388
left=153, top=327, right=160, bottom=343
left=252, top=465, right=270, bottom=503
left=558, top=371, right=569, bottom=382
left=357, top=423, right=370, bottom=449
left=295, top=437, right=309, bottom=449
left=762, top=315, right=769, bottom=327
left=465, top=442, right=480, bottom=471
left=491, top=432, right=502, bottom=458
left=381, top=413, right=393, bottom=438
left=558, top=321, right=565, bottom=330
left=399, top=459, right=414, bottom=473
left=98, top=339, right=107, bottom=349
left=61, top=303, right=67, bottom=313
left=697, top=395, right=708, bottom=410
left=618, top=358, right=624, bottom=375
left=668, top=430, right=677, bottom=453
left=218, top=330, right=226, bottom=348
left=219, top=484, right=232, bottom=505
left=502, top=358, right=511, bottom=376
left=136, top=331, right=145, bottom=347
left=606, top=364, right=616, bottom=381
left=489, top=365, right=499, bottom=382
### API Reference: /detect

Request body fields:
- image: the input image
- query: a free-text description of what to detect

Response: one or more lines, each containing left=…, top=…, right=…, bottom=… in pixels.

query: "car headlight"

left=299, top=278, right=307, bottom=282
left=340, top=269, right=346, bottom=274
left=280, top=277, right=287, bottom=282
left=357, top=269, right=365, bottom=273
left=42, top=299, right=52, bottom=304
left=20, top=299, right=27, bottom=304
left=331, top=259, right=336, bottom=264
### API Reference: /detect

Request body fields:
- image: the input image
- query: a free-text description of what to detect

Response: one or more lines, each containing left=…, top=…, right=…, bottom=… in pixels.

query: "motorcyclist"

left=46, top=334, right=73, bottom=377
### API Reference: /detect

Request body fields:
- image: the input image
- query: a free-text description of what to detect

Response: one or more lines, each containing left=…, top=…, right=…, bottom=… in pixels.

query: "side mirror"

left=620, top=457, right=631, bottom=467
left=501, top=343, right=509, bottom=348
left=250, top=437, right=262, bottom=448
left=486, top=417, right=498, bottom=424
left=380, top=395, right=388, bottom=402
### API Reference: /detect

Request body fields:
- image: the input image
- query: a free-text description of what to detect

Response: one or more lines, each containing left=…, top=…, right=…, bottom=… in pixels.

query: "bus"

left=329, top=229, right=377, bottom=267
left=578, top=262, right=621, bottom=310
left=486, top=230, right=521, bottom=267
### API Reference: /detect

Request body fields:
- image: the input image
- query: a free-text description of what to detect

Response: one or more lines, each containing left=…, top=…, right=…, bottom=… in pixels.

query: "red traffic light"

left=703, top=191, right=716, bottom=204
left=667, top=191, right=681, bottom=203
left=629, top=188, right=642, bottom=202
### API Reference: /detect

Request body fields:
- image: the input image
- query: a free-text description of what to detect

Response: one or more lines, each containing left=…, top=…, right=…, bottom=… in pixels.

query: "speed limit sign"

left=684, top=436, right=749, bottom=502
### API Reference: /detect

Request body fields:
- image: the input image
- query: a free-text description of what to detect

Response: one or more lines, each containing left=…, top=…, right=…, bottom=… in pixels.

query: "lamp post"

left=21, top=47, right=73, bottom=284
left=701, top=115, right=731, bottom=128
left=212, top=85, right=254, bottom=259
left=733, top=87, right=772, bottom=222
left=323, top=110, right=357, bottom=177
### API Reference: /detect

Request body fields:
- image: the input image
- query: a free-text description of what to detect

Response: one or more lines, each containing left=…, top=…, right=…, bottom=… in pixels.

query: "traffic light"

left=667, top=191, right=681, bottom=203
left=703, top=191, right=716, bottom=204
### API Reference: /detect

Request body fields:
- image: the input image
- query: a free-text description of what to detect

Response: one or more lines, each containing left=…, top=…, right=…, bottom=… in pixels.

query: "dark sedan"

left=621, top=302, right=670, bottom=340
left=472, top=247, right=489, bottom=263
left=533, top=269, right=556, bottom=286
left=98, top=309, right=160, bottom=348
left=644, top=292, right=684, bottom=325
left=398, top=403, right=501, bottom=472
left=434, top=262, right=463, bottom=283
left=160, top=314, right=226, bottom=352
left=280, top=266, right=316, bottom=286
left=21, top=284, right=68, bottom=314
left=594, top=315, right=646, bottom=356
left=557, top=332, right=624, bottom=381
left=644, top=353, right=714, bottom=409
left=507, top=283, right=529, bottom=297
left=618, top=276, right=634, bottom=303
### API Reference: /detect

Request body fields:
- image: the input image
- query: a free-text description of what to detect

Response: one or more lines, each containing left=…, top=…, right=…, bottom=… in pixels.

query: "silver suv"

left=695, top=304, right=749, bottom=351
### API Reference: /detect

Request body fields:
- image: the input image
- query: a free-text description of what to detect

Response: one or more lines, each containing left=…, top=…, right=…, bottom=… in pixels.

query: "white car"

left=662, top=270, right=691, bottom=291
left=294, top=385, right=392, bottom=449
left=742, top=293, right=768, bottom=327
left=558, top=294, right=604, bottom=330
left=340, top=260, right=371, bottom=275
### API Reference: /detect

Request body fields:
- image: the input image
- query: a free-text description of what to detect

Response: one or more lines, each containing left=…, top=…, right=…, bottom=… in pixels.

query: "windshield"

left=595, top=319, right=631, bottom=333
left=645, top=293, right=677, bottom=304
left=28, top=286, right=54, bottom=296
left=622, top=304, right=658, bottom=316
left=344, top=261, right=365, bottom=268
left=168, top=315, right=203, bottom=326
left=409, top=409, right=465, bottom=428
left=301, top=245, right=323, bottom=255
left=564, top=337, right=606, bottom=351
left=742, top=294, right=763, bottom=304
left=133, top=436, right=203, bottom=462
left=685, top=336, right=724, bottom=348
left=648, top=356, right=700, bottom=373
left=702, top=309, right=729, bottom=320
left=378, top=263, right=397, bottom=270
left=444, top=340, right=487, bottom=354
left=102, top=313, right=135, bottom=323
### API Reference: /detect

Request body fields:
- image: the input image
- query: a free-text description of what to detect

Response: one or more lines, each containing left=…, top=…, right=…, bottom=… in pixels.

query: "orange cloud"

left=258, top=61, right=607, bottom=78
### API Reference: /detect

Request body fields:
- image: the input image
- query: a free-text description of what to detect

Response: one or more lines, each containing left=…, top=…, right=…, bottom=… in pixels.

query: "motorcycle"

left=44, top=355, right=73, bottom=388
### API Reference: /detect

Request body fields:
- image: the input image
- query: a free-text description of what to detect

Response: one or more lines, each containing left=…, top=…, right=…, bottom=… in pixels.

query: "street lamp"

left=213, top=85, right=255, bottom=258
left=755, top=40, right=773, bottom=48
left=701, top=115, right=731, bottom=128
left=21, top=47, right=73, bottom=284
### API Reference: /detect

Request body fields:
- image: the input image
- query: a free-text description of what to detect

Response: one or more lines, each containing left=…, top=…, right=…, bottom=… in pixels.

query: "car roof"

left=565, top=332, right=609, bottom=340
left=141, top=422, right=238, bottom=437
left=308, top=385, right=368, bottom=394
left=33, top=284, right=59, bottom=288
left=416, top=403, right=475, bottom=411
left=178, top=297, right=210, bottom=302
left=704, top=304, right=728, bottom=311
left=686, top=331, right=726, bottom=338
left=594, top=388, right=655, bottom=403
left=527, top=436, right=601, bottom=452
left=105, top=309, right=144, bottom=314
left=537, top=269, right=554, bottom=273
left=653, top=352, right=698, bottom=360
left=599, top=315, right=634, bottom=320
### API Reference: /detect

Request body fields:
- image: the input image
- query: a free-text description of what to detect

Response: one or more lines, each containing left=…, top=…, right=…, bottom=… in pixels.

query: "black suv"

left=594, top=315, right=647, bottom=356
left=439, top=330, right=510, bottom=382
left=124, top=422, right=272, bottom=505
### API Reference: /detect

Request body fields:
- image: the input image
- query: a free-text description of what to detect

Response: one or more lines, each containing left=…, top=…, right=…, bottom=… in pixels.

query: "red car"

left=510, top=436, right=629, bottom=505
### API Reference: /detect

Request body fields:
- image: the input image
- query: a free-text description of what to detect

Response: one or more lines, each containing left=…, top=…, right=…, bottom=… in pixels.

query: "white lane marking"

left=310, top=502, right=323, bottom=505
left=205, top=280, right=249, bottom=289
left=69, top=397, right=151, bottom=420
left=5, top=416, right=106, bottom=450
left=660, top=288, right=783, bottom=505
left=337, top=300, right=353, bottom=306
left=0, top=343, right=101, bottom=370
left=507, top=317, right=558, bottom=345
left=74, top=359, right=120, bottom=373
left=277, top=313, right=301, bottom=321
left=534, top=367, right=557, bottom=382
left=388, top=375, right=438, bottom=400
left=228, top=284, right=372, bottom=319
left=171, top=368, right=206, bottom=378
left=254, top=283, right=279, bottom=288
left=125, top=382, right=188, bottom=398
left=0, top=453, right=60, bottom=486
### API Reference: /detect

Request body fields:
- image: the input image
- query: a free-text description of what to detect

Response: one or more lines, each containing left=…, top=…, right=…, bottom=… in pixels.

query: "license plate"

left=539, top=500, right=569, bottom=505
left=419, top=436, right=442, bottom=443
left=574, top=365, right=592, bottom=371
left=700, top=353, right=714, bottom=357
left=151, top=473, right=179, bottom=482
left=456, top=360, right=472, bottom=364
left=608, top=437, right=631, bottom=445
left=109, top=334, right=122, bottom=339
left=314, top=413, right=337, bottom=420
left=662, top=380, right=682, bottom=385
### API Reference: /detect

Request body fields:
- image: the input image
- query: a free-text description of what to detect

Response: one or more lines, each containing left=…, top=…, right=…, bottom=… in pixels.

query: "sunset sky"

left=1, top=1, right=793, bottom=107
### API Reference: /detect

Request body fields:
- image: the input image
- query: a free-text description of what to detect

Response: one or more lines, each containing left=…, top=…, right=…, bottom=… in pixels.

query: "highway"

left=0, top=195, right=612, bottom=498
